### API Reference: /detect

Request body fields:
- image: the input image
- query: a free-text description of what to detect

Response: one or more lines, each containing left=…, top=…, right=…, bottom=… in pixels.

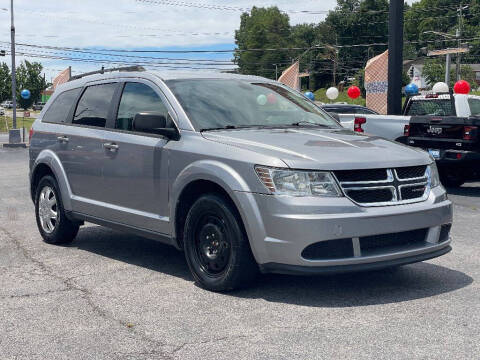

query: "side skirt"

left=67, top=211, right=179, bottom=249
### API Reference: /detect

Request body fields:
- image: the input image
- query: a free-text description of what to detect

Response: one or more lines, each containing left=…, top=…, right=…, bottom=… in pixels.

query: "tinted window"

left=116, top=82, right=170, bottom=131
left=167, top=79, right=340, bottom=130
left=406, top=99, right=453, bottom=116
left=42, top=88, right=81, bottom=124
left=355, top=107, right=377, bottom=115
left=73, top=83, right=117, bottom=127
left=468, top=98, right=480, bottom=116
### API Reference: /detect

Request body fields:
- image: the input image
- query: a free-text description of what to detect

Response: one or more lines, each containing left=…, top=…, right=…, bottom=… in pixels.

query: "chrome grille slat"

left=333, top=166, right=430, bottom=207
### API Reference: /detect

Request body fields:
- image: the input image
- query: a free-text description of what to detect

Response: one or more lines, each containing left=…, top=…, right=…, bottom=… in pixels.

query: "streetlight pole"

left=10, top=0, right=16, bottom=129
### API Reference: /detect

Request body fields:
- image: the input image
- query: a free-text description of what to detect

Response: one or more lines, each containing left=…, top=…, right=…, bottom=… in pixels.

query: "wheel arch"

left=31, top=150, right=73, bottom=210
left=170, top=160, right=256, bottom=251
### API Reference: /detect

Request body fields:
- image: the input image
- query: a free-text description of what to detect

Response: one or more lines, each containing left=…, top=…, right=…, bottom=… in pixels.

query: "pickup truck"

left=336, top=93, right=480, bottom=144
left=405, top=93, right=480, bottom=187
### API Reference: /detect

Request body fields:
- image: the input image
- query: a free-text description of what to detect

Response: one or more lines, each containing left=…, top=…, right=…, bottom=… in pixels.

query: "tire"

left=183, top=194, right=258, bottom=291
left=440, top=174, right=465, bottom=188
left=35, top=175, right=79, bottom=245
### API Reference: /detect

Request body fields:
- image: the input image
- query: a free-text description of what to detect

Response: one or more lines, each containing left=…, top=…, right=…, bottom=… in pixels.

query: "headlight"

left=427, top=162, right=441, bottom=188
left=255, top=166, right=342, bottom=197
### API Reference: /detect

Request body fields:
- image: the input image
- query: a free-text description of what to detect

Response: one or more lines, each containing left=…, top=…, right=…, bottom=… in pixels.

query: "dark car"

left=33, top=102, right=46, bottom=111
left=321, top=104, right=378, bottom=115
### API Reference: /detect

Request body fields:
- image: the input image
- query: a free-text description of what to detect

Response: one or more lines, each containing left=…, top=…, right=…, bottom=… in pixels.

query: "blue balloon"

left=304, top=91, right=315, bottom=101
left=21, top=89, right=31, bottom=100
left=405, top=83, right=419, bottom=96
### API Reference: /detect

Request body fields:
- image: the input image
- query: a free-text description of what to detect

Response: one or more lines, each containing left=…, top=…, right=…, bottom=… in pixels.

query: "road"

left=0, top=148, right=479, bottom=360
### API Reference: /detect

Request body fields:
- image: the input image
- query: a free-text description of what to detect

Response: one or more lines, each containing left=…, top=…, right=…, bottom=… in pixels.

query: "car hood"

left=201, top=128, right=431, bottom=170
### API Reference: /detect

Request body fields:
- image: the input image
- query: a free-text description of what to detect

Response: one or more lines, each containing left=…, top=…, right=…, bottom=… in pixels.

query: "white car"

left=337, top=93, right=480, bottom=141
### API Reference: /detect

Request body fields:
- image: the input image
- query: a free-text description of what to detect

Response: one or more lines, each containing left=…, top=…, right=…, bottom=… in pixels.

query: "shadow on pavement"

left=73, top=225, right=192, bottom=281
left=73, top=225, right=473, bottom=308
left=446, top=184, right=480, bottom=198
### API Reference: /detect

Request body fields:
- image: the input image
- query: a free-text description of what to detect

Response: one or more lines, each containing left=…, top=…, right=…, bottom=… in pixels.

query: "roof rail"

left=69, top=65, right=145, bottom=81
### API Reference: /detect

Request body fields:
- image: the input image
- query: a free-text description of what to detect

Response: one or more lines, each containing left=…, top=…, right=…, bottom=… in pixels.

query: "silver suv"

left=29, top=68, right=453, bottom=291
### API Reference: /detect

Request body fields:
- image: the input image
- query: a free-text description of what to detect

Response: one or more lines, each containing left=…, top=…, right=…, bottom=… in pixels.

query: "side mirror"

left=133, top=112, right=180, bottom=140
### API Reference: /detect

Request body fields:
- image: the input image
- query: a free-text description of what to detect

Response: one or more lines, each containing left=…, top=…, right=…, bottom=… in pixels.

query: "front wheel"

left=183, top=194, right=258, bottom=291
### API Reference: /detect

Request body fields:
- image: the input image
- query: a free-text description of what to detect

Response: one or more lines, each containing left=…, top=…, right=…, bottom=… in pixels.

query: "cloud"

left=0, top=0, right=416, bottom=80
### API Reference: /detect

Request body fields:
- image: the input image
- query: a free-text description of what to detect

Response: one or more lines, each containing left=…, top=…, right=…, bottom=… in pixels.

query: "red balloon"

left=347, top=85, right=361, bottom=99
left=267, top=93, right=277, bottom=104
left=454, top=80, right=470, bottom=94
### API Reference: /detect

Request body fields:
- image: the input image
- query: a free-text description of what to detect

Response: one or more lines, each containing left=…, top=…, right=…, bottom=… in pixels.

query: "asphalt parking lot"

left=0, top=148, right=479, bottom=360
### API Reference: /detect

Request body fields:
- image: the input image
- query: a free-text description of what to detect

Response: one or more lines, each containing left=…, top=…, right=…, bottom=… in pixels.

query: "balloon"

left=304, top=91, right=315, bottom=101
left=21, top=89, right=31, bottom=100
left=326, top=87, right=339, bottom=100
left=256, top=94, right=267, bottom=105
left=405, top=83, right=419, bottom=96
left=454, top=80, right=470, bottom=94
left=432, top=82, right=449, bottom=93
left=267, top=93, right=277, bottom=104
left=347, top=86, right=361, bottom=99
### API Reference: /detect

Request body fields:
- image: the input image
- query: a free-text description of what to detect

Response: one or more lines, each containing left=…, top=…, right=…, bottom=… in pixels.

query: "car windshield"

left=406, top=99, right=454, bottom=116
left=166, top=79, right=341, bottom=131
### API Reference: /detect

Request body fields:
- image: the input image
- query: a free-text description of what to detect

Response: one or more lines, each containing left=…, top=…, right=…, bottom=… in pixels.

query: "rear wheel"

left=35, top=175, right=79, bottom=244
left=183, top=194, right=258, bottom=291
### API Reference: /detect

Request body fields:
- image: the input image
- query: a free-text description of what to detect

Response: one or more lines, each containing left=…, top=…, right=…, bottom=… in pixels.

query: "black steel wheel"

left=184, top=193, right=258, bottom=291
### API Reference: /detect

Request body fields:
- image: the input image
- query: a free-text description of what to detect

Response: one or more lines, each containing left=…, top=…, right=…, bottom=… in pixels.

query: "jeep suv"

left=29, top=68, right=453, bottom=291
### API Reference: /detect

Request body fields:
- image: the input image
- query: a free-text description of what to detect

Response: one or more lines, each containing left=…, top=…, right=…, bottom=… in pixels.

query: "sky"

left=0, top=0, right=417, bottom=82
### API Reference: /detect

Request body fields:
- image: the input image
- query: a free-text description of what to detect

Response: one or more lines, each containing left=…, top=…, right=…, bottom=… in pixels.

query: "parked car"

left=0, top=106, right=4, bottom=116
left=337, top=92, right=480, bottom=141
left=29, top=69, right=452, bottom=291
left=322, top=104, right=378, bottom=115
left=33, top=102, right=46, bottom=111
left=405, top=93, right=480, bottom=187
left=2, top=100, right=13, bottom=109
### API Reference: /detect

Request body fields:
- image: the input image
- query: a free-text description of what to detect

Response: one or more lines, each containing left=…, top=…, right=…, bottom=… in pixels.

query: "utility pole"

left=456, top=4, right=468, bottom=81
left=10, top=0, right=16, bottom=129
left=274, top=64, right=278, bottom=81
left=387, top=0, right=404, bottom=115
left=445, top=53, right=451, bottom=85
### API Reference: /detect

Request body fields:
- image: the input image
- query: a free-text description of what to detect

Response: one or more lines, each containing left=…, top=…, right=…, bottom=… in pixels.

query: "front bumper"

left=235, top=186, right=453, bottom=274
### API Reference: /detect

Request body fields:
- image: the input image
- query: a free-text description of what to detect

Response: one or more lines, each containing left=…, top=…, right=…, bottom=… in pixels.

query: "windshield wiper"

left=290, top=121, right=330, bottom=128
left=200, top=125, right=238, bottom=132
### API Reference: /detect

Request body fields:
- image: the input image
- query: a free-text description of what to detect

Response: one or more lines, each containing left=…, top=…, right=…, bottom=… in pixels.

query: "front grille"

left=333, top=166, right=429, bottom=206
left=400, top=184, right=427, bottom=200
left=439, top=224, right=452, bottom=243
left=334, top=169, right=388, bottom=182
left=396, top=165, right=427, bottom=179
left=301, top=228, right=431, bottom=260
left=345, top=188, right=394, bottom=203
left=301, top=238, right=354, bottom=260
left=360, top=228, right=428, bottom=255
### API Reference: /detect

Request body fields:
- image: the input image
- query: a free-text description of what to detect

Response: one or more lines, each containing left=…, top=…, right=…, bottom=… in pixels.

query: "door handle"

left=103, top=142, right=119, bottom=151
left=57, top=136, right=69, bottom=143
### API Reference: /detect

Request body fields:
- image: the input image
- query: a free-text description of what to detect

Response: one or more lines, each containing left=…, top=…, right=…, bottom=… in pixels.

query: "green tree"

left=16, top=61, right=47, bottom=109
left=324, top=0, right=389, bottom=81
left=422, top=58, right=476, bottom=87
left=234, top=7, right=292, bottom=79
left=0, top=62, right=11, bottom=102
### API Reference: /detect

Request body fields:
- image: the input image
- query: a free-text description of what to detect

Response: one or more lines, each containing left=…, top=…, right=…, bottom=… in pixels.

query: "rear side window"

left=73, top=83, right=117, bottom=127
left=406, top=99, right=453, bottom=116
left=468, top=98, right=480, bottom=116
left=42, top=88, right=81, bottom=124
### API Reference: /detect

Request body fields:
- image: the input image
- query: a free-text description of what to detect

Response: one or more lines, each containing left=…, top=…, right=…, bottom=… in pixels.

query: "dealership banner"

left=365, top=50, right=388, bottom=114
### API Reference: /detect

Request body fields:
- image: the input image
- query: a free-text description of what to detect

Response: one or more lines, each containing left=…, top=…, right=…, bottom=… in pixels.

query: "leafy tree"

left=234, top=7, right=291, bottom=79
left=16, top=61, right=47, bottom=109
left=422, top=58, right=476, bottom=86
left=0, top=62, right=11, bottom=102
